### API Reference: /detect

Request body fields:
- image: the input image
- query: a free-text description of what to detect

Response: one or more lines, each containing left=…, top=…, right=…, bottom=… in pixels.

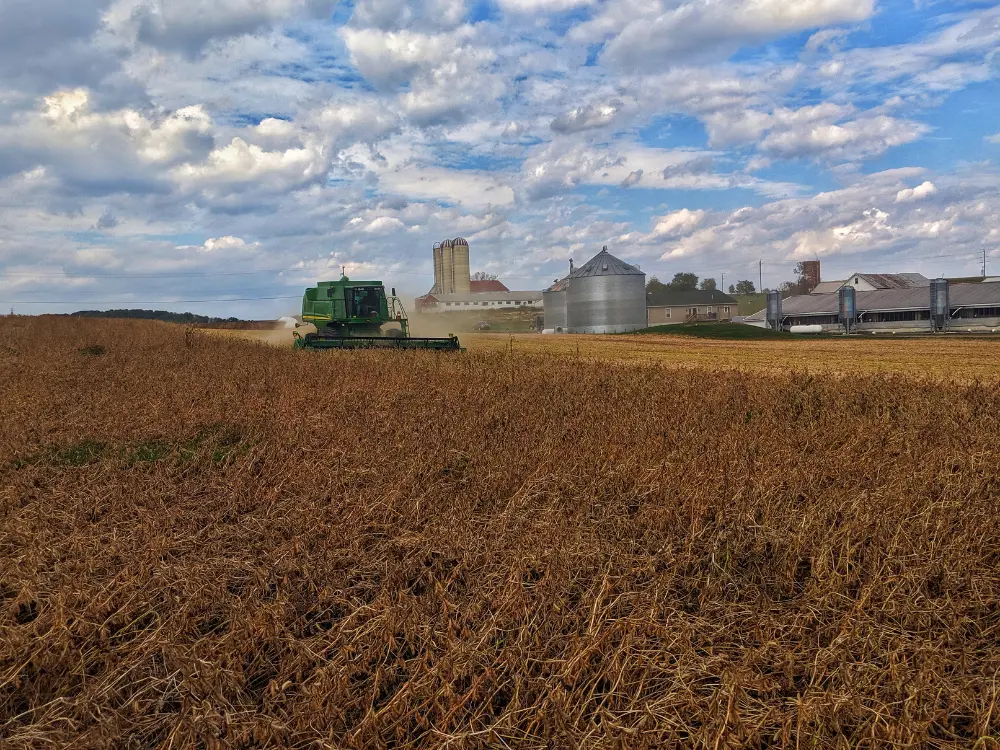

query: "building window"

left=445, top=303, right=452, bottom=307
left=464, top=302, right=470, bottom=306
left=707, top=306, right=713, bottom=313
left=665, top=309, right=671, bottom=318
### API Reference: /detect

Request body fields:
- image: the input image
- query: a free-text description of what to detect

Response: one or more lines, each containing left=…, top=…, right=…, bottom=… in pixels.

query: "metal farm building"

left=745, top=280, right=1000, bottom=333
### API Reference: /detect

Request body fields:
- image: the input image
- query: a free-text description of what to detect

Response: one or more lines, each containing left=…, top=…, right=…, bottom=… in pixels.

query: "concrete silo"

left=432, top=242, right=443, bottom=293
left=566, top=247, right=646, bottom=333
left=452, top=237, right=471, bottom=295
left=440, top=239, right=454, bottom=294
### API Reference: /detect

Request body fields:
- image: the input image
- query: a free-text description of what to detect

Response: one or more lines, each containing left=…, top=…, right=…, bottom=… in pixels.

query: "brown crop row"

left=2, top=316, right=1000, bottom=748
left=460, top=332, right=1000, bottom=380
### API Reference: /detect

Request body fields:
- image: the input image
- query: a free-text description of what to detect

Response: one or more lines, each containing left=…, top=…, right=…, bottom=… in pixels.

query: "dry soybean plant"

left=1, top=316, right=1000, bottom=748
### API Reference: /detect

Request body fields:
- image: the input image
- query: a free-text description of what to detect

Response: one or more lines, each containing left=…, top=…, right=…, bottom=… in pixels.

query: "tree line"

left=69, top=310, right=246, bottom=324
left=645, top=262, right=814, bottom=297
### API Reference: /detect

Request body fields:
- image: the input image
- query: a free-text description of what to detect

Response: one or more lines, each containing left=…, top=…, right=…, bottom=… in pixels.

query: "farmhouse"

left=646, top=288, right=738, bottom=325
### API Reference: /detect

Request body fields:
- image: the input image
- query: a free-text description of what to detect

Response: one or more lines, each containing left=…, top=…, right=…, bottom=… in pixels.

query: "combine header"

left=293, top=275, right=461, bottom=351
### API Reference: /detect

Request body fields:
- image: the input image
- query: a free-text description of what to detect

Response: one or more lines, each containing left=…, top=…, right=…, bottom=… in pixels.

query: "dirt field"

left=210, top=326, right=1000, bottom=380
left=3, top=316, right=1000, bottom=747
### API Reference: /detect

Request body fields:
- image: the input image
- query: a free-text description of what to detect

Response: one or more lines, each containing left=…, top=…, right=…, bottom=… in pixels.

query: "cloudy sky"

left=1, top=0, right=999, bottom=316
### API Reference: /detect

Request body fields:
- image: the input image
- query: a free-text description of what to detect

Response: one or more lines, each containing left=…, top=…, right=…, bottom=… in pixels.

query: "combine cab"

left=294, top=276, right=462, bottom=351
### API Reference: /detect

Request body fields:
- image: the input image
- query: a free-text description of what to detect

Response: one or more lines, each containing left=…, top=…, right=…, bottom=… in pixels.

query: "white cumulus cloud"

left=363, top=216, right=405, bottom=233
left=499, top=0, right=593, bottom=13
left=103, top=0, right=337, bottom=53
left=575, top=0, right=875, bottom=70
left=895, top=181, right=937, bottom=203
left=651, top=208, right=707, bottom=237
left=200, top=236, right=260, bottom=251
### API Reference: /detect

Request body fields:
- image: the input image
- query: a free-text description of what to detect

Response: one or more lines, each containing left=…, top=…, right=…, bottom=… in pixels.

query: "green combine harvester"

left=293, top=275, right=462, bottom=351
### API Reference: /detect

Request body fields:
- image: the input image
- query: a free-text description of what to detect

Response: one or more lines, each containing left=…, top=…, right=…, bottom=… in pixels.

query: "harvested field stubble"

left=2, top=316, right=1000, bottom=748
left=461, top=332, right=1000, bottom=379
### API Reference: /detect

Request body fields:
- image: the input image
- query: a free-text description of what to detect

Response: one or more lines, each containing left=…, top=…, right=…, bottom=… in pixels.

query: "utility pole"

left=721, top=272, right=724, bottom=291
left=758, top=260, right=763, bottom=293
left=984, top=248, right=988, bottom=278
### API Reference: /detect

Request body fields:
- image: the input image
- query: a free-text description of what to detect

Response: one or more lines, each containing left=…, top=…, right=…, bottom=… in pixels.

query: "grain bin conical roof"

left=569, top=247, right=642, bottom=278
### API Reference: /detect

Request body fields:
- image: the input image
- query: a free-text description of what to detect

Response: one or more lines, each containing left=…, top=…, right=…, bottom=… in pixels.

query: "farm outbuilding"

left=745, top=281, right=1000, bottom=332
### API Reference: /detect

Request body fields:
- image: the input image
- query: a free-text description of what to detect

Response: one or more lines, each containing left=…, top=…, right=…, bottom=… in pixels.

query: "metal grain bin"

left=543, top=279, right=569, bottom=332
left=839, top=285, right=857, bottom=334
left=766, top=290, right=783, bottom=330
left=566, top=247, right=646, bottom=333
left=930, top=278, right=949, bottom=332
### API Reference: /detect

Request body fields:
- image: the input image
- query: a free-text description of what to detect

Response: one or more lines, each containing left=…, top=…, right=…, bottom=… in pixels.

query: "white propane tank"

left=789, top=324, right=823, bottom=334
left=542, top=328, right=556, bottom=334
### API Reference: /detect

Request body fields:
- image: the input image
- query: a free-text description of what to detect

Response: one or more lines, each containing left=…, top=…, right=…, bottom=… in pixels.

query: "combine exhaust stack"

left=293, top=276, right=462, bottom=352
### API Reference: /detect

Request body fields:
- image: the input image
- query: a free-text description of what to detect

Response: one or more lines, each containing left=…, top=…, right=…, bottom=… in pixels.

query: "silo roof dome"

left=441, top=239, right=454, bottom=247
left=453, top=237, right=468, bottom=246
left=569, top=247, right=643, bottom=278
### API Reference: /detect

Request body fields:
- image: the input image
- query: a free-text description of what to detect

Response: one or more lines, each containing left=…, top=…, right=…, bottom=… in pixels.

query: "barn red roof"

left=470, top=280, right=509, bottom=293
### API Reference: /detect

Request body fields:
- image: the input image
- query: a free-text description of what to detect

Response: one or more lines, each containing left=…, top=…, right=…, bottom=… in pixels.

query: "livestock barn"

left=745, top=280, right=1000, bottom=332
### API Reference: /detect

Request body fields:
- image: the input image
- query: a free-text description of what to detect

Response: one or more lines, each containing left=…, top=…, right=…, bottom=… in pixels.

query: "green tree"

left=646, top=276, right=670, bottom=296
left=669, top=272, right=699, bottom=291
left=699, top=278, right=717, bottom=291
left=776, top=263, right=813, bottom=297
left=471, top=271, right=498, bottom=281
left=732, top=279, right=756, bottom=295
left=791, top=261, right=813, bottom=295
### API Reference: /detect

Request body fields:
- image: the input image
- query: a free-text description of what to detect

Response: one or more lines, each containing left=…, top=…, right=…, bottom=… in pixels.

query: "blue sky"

left=0, top=0, right=998, bottom=316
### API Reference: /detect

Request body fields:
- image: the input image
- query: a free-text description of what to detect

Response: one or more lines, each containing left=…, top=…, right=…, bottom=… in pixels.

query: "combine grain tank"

left=930, top=278, right=949, bottom=332
left=543, top=278, right=569, bottom=332
left=566, top=247, right=646, bottom=334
